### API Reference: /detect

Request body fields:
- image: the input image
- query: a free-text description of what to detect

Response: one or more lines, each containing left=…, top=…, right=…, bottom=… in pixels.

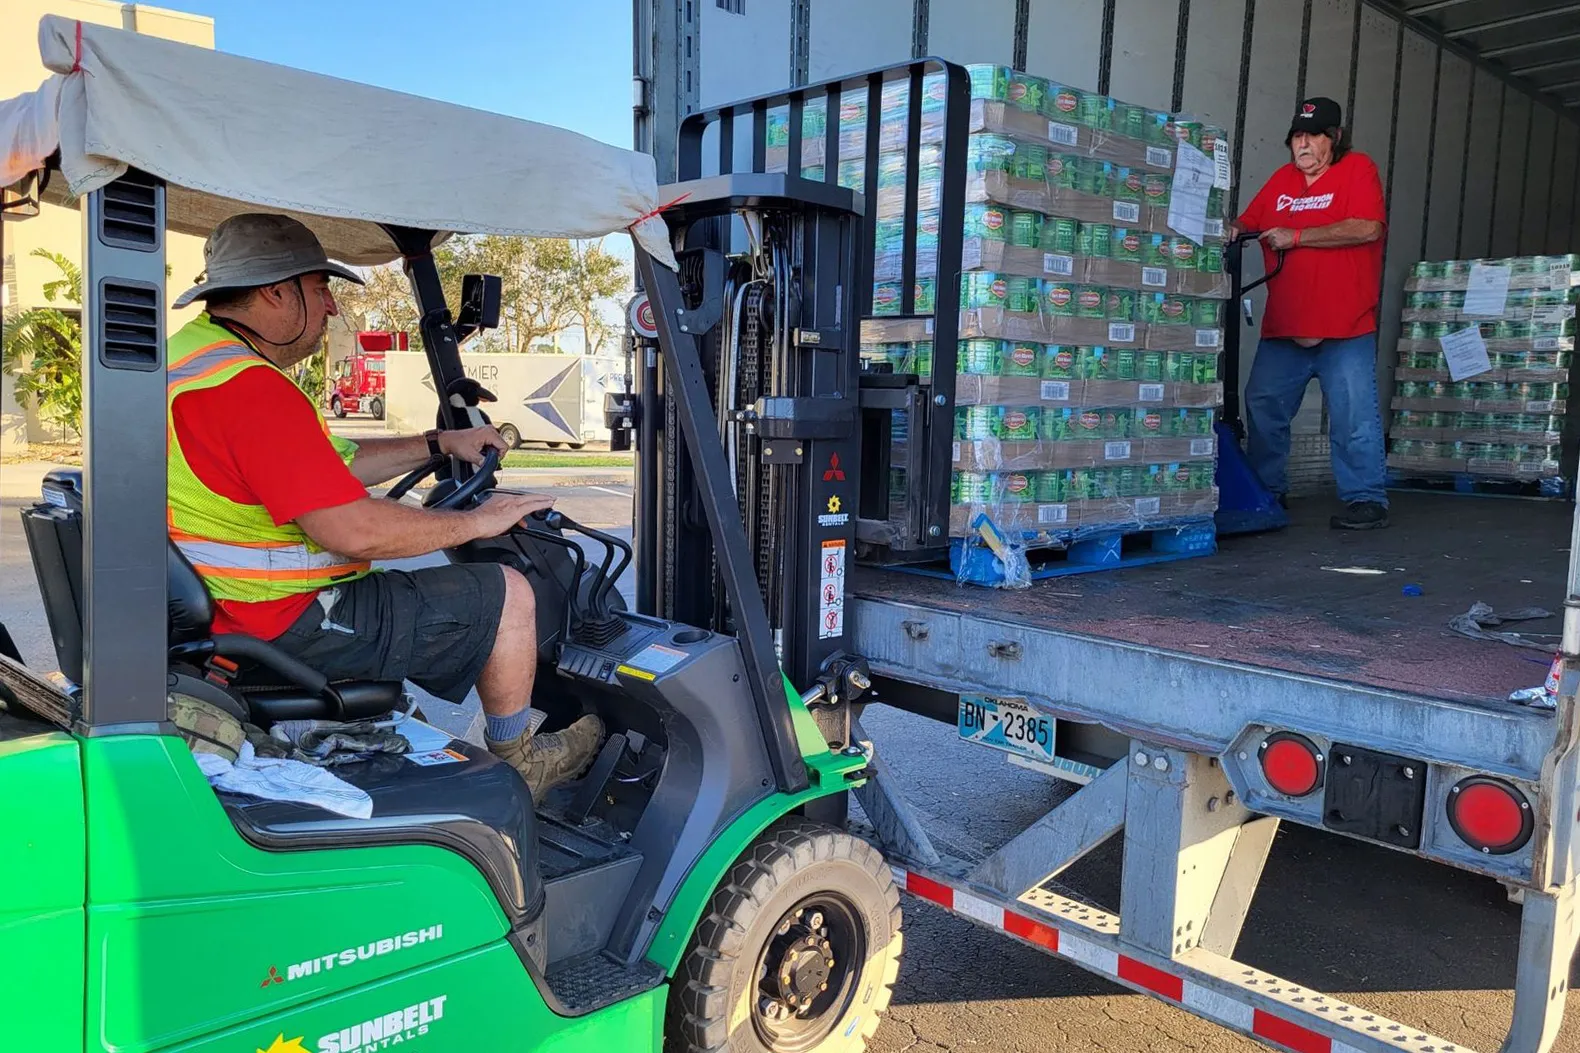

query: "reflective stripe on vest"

left=167, top=314, right=371, bottom=604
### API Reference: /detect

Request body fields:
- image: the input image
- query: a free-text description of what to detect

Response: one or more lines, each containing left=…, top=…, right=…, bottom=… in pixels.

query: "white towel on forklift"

left=194, top=740, right=373, bottom=820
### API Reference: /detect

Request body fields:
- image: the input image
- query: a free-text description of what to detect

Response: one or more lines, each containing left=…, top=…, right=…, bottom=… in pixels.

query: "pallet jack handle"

left=1220, top=231, right=1287, bottom=435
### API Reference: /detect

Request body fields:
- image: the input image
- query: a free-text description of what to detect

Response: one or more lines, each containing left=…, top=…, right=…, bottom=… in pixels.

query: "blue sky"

left=166, top=0, right=634, bottom=149
left=162, top=0, right=640, bottom=326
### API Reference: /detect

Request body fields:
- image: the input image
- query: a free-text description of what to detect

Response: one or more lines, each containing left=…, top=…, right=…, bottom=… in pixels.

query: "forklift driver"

left=165, top=213, right=605, bottom=796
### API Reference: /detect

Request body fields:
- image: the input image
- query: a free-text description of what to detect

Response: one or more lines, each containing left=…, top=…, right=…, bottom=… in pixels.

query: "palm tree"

left=2, top=249, right=83, bottom=433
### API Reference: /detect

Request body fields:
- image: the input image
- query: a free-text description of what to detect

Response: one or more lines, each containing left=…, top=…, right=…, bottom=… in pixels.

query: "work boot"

left=488, top=714, right=605, bottom=799
left=1330, top=501, right=1389, bottom=530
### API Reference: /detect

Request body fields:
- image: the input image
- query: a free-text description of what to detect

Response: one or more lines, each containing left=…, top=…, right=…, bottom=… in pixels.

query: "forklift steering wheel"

left=385, top=447, right=501, bottom=508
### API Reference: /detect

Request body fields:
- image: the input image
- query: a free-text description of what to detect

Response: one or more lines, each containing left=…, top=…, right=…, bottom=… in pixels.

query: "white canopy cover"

left=0, top=14, right=676, bottom=268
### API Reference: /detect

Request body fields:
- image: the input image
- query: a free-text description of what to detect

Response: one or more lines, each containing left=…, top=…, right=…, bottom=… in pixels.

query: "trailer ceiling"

left=1398, top=0, right=1580, bottom=105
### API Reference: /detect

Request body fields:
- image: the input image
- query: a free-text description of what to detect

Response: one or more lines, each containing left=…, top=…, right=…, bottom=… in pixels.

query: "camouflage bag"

left=168, top=693, right=247, bottom=762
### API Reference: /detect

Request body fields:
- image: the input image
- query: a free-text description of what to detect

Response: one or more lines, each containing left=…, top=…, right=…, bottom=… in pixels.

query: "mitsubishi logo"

left=823, top=453, right=846, bottom=482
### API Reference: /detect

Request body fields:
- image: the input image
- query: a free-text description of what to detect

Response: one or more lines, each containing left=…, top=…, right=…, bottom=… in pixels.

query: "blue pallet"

left=895, top=519, right=1219, bottom=586
left=1385, top=470, right=1571, bottom=501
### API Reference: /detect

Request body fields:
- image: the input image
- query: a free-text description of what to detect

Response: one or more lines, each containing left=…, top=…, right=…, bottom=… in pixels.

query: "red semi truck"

left=327, top=330, right=404, bottom=419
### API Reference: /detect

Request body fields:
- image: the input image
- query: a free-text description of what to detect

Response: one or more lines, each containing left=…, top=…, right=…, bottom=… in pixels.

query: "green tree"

left=1, top=249, right=83, bottom=432
left=331, top=235, right=629, bottom=354
left=567, top=241, right=629, bottom=355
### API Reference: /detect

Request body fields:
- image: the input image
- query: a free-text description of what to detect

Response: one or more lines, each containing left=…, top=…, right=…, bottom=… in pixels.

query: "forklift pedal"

left=565, top=732, right=628, bottom=824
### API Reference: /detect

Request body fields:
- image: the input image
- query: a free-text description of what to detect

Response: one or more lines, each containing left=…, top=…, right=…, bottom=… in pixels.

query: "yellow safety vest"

left=167, top=313, right=372, bottom=604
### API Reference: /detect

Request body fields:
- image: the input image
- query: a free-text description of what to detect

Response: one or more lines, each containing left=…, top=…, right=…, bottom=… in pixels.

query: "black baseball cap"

left=1287, top=96, right=1343, bottom=141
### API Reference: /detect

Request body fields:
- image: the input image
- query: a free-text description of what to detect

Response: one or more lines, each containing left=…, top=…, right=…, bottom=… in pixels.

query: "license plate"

left=958, top=696, right=1055, bottom=764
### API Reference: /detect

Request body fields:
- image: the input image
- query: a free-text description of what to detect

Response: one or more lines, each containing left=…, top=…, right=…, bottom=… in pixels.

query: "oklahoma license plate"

left=958, top=695, right=1056, bottom=765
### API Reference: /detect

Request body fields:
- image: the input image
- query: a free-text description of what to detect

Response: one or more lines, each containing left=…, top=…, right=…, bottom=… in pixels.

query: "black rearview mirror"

left=458, top=274, right=502, bottom=333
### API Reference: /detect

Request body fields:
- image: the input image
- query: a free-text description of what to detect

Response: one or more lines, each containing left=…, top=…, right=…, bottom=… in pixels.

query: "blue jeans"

left=1244, top=333, right=1388, bottom=506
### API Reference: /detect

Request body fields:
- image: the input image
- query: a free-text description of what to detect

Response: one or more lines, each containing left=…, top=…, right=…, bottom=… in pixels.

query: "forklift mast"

left=632, top=176, right=864, bottom=757
left=621, top=60, right=971, bottom=736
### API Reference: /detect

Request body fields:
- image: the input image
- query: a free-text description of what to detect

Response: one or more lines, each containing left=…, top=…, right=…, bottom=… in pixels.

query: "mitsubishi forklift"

left=1, top=16, right=896, bottom=1053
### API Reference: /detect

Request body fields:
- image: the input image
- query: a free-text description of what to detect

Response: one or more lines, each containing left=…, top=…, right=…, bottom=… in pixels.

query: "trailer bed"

left=851, top=492, right=1567, bottom=766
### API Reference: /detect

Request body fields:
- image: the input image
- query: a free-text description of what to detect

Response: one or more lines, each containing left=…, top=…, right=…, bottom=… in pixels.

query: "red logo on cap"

left=1302, top=103, right=1316, bottom=115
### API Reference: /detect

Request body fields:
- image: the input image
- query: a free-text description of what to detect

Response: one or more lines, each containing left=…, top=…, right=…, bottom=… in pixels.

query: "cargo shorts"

left=271, top=563, right=506, bottom=704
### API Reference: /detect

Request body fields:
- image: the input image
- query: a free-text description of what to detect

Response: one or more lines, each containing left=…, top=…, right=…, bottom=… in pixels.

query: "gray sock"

left=486, top=707, right=531, bottom=743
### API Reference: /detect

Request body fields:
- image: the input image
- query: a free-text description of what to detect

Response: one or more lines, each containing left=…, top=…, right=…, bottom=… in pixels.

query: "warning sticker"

left=626, top=643, right=688, bottom=676
left=819, top=540, right=847, bottom=640
left=408, top=748, right=468, bottom=767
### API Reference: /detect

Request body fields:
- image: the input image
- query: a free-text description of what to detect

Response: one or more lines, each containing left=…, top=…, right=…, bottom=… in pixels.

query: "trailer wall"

left=647, top=0, right=1580, bottom=495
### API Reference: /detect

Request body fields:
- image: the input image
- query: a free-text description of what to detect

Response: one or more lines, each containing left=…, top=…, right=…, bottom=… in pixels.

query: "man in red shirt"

left=1229, top=97, right=1390, bottom=529
left=168, top=213, right=603, bottom=796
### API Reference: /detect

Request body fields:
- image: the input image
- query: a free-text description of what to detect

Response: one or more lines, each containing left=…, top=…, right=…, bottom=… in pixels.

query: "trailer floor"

left=855, top=490, right=1569, bottom=706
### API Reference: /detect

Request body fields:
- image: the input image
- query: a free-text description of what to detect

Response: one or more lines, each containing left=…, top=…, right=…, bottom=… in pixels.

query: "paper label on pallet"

left=1104, top=440, right=1132, bottom=461
left=1535, top=336, right=1563, bottom=351
left=1113, top=201, right=1142, bottom=224
left=1146, top=146, right=1173, bottom=169
left=1440, top=325, right=1493, bottom=381
left=1038, top=504, right=1069, bottom=525
left=818, top=540, right=846, bottom=640
left=1108, top=323, right=1136, bottom=343
left=925, top=318, right=935, bottom=335
left=1044, top=253, right=1075, bottom=277
left=1135, top=496, right=1162, bottom=516
left=1191, top=438, right=1215, bottom=456
left=1204, top=218, right=1225, bottom=237
left=1048, top=121, right=1080, bottom=147
left=1195, top=329, right=1220, bottom=348
left=1212, top=140, right=1232, bottom=189
left=1463, top=262, right=1512, bottom=316
left=1528, top=401, right=1555, bottom=412
left=1137, top=383, right=1165, bottom=402
left=1142, top=266, right=1168, bottom=288
left=961, top=241, right=983, bottom=270
left=1041, top=380, right=1072, bottom=401
left=1535, top=304, right=1576, bottom=325
left=952, top=441, right=961, bottom=462
left=1551, top=261, right=1574, bottom=288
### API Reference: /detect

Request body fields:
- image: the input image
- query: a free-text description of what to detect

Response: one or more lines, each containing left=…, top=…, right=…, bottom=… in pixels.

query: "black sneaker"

left=1275, top=493, right=1289, bottom=510
left=1330, top=501, right=1389, bottom=530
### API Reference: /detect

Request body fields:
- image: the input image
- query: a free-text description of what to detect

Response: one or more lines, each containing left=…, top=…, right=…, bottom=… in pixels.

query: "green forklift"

left=2, top=16, right=898, bottom=1053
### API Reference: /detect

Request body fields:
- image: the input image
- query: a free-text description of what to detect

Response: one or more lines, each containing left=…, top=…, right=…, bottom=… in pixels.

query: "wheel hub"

left=760, top=909, right=838, bottom=1019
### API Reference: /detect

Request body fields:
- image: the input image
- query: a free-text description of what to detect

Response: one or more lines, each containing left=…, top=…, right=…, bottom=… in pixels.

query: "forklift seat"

left=22, top=468, right=403, bottom=724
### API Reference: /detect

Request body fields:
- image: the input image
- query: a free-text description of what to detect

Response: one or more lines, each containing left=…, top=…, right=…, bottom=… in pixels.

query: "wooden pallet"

left=1385, top=469, right=1571, bottom=501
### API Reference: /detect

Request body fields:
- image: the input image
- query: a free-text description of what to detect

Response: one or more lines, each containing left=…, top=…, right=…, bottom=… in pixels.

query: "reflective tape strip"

left=1254, top=1009, right=1332, bottom=1053
left=1119, top=955, right=1184, bottom=1002
left=1003, top=911, right=1059, bottom=951
left=1059, top=931, right=1120, bottom=975
left=1183, top=981, right=1255, bottom=1032
left=175, top=539, right=367, bottom=580
left=952, top=889, right=1003, bottom=927
left=893, top=867, right=1469, bottom=1053
left=168, top=346, right=255, bottom=387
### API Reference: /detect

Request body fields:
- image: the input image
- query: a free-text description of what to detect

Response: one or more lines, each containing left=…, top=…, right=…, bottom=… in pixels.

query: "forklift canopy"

left=0, top=15, right=676, bottom=267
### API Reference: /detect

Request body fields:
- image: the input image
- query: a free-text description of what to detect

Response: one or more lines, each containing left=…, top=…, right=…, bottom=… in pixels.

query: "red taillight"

left=1448, top=777, right=1533, bottom=855
left=1259, top=733, right=1323, bottom=797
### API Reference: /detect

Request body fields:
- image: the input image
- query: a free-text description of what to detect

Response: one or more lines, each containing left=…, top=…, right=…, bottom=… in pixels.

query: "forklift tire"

left=668, top=817, right=902, bottom=1053
left=331, top=396, right=345, bottom=418
left=369, top=397, right=385, bottom=421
